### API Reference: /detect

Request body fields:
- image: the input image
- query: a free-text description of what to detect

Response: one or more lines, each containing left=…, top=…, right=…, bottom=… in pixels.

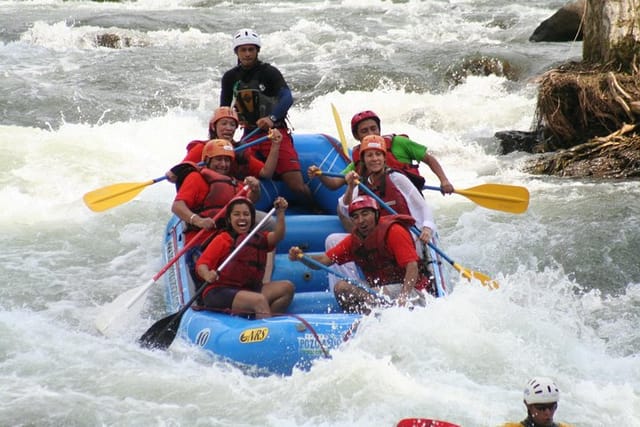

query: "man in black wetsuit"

left=219, top=28, right=313, bottom=205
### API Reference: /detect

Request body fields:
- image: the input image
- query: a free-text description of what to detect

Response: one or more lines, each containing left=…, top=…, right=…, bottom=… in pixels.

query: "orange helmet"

left=360, top=134, right=386, bottom=154
left=202, top=139, right=235, bottom=161
left=209, top=107, right=239, bottom=136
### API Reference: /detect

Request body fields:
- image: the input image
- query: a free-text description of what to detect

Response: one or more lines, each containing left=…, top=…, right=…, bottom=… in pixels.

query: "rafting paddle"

left=138, top=206, right=277, bottom=350
left=319, top=171, right=529, bottom=214
left=423, top=183, right=529, bottom=214
left=331, top=103, right=349, bottom=156
left=94, top=186, right=249, bottom=336
left=356, top=183, right=499, bottom=289
left=83, top=134, right=268, bottom=212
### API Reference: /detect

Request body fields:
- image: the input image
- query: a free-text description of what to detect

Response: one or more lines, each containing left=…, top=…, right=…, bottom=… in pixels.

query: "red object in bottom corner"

left=397, top=419, right=460, bottom=427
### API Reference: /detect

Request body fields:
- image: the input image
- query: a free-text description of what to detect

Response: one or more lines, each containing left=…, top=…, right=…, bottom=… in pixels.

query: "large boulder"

left=530, top=0, right=585, bottom=42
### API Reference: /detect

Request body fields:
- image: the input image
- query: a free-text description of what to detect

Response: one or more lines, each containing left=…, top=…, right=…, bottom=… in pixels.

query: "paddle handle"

left=240, top=127, right=261, bottom=142
left=299, top=255, right=389, bottom=303
left=234, top=135, right=268, bottom=153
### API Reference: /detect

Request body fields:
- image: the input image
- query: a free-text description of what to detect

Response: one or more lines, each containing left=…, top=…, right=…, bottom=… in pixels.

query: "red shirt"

left=174, top=172, right=210, bottom=243
left=326, top=223, right=419, bottom=268
left=174, top=172, right=209, bottom=208
left=182, top=141, right=205, bottom=164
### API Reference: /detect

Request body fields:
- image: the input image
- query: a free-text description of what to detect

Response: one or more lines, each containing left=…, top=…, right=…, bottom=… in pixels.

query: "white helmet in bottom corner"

left=233, top=28, right=261, bottom=51
left=523, top=377, right=560, bottom=404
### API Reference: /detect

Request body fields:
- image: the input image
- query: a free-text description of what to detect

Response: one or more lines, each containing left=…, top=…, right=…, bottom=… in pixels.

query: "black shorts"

left=203, top=283, right=263, bottom=311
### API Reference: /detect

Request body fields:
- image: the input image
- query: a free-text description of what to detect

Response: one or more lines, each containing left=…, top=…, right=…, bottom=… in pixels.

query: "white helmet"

left=232, top=28, right=261, bottom=51
left=523, top=377, right=560, bottom=404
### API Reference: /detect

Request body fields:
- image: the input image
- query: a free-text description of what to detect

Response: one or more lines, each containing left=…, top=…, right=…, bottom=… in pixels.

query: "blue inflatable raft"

left=161, top=133, right=450, bottom=375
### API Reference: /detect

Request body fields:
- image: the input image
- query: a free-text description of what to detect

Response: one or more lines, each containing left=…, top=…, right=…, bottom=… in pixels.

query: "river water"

left=1, top=0, right=639, bottom=426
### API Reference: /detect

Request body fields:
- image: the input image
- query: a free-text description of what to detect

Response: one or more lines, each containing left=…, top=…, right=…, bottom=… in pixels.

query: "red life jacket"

left=187, top=169, right=241, bottom=228
left=352, top=134, right=426, bottom=190
left=204, top=232, right=269, bottom=292
left=350, top=215, right=430, bottom=290
left=362, top=169, right=411, bottom=217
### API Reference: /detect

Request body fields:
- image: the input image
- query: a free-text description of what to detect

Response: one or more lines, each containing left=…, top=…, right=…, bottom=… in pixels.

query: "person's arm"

left=219, top=69, right=235, bottom=107
left=423, top=153, right=454, bottom=194
left=342, top=171, right=359, bottom=206
left=243, top=176, right=261, bottom=203
left=196, top=234, right=230, bottom=283
left=394, top=135, right=454, bottom=194
left=288, top=246, right=334, bottom=267
left=171, top=176, right=216, bottom=230
left=391, top=173, right=435, bottom=242
left=337, top=183, right=359, bottom=220
left=171, top=200, right=216, bottom=231
left=387, top=225, right=421, bottom=304
left=256, top=65, right=293, bottom=129
left=267, top=197, right=288, bottom=247
left=307, top=165, right=346, bottom=190
left=270, top=86, right=293, bottom=120
left=258, top=130, right=282, bottom=179
left=400, top=261, right=419, bottom=302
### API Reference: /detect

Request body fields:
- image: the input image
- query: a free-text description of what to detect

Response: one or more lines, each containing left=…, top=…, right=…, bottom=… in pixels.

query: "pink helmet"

left=348, top=195, right=379, bottom=216
left=350, top=110, right=380, bottom=138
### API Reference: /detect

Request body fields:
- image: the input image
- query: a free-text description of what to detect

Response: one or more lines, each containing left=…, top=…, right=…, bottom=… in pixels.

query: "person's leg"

left=262, top=280, right=294, bottom=313
left=270, top=130, right=317, bottom=206
left=231, top=290, right=271, bottom=319
left=333, top=280, right=374, bottom=314
left=262, top=251, right=275, bottom=283
left=281, top=170, right=314, bottom=199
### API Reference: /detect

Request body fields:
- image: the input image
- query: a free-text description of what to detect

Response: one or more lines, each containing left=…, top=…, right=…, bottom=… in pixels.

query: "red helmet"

left=348, top=195, right=379, bottom=216
left=350, top=110, right=380, bottom=138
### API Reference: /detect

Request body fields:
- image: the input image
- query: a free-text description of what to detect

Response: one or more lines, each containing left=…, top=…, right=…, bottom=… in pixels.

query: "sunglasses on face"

left=532, top=402, right=557, bottom=411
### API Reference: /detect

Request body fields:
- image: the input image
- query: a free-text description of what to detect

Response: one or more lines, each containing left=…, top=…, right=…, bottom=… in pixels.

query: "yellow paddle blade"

left=83, top=180, right=154, bottom=212
left=455, top=183, right=530, bottom=214
left=453, top=262, right=499, bottom=289
left=331, top=103, right=349, bottom=156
